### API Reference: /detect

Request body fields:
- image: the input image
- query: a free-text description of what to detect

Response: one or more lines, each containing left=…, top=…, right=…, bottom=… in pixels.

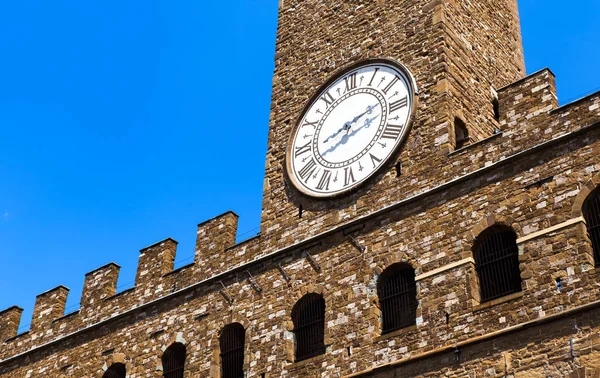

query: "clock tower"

left=260, top=0, right=525, bottom=246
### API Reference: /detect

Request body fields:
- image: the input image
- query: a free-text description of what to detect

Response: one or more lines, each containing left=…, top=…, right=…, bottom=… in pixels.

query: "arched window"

left=162, top=342, right=186, bottom=378
left=377, top=263, right=418, bottom=334
left=292, top=293, right=326, bottom=362
left=220, top=323, right=245, bottom=378
left=583, top=186, right=600, bottom=264
left=473, top=225, right=521, bottom=302
left=103, top=363, right=126, bottom=378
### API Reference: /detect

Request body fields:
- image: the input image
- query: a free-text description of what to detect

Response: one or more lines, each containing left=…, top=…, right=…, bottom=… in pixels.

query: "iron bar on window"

left=584, top=189, right=600, bottom=265
left=378, top=264, right=417, bottom=334
left=474, top=226, right=521, bottom=303
left=220, top=324, right=245, bottom=378
left=292, top=294, right=326, bottom=362
left=103, top=364, right=126, bottom=378
left=162, top=343, right=186, bottom=378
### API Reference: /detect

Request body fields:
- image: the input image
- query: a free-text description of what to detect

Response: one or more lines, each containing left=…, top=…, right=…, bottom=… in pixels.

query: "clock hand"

left=323, top=104, right=379, bottom=144
left=322, top=114, right=380, bottom=157
left=349, top=104, right=378, bottom=124
left=350, top=114, right=379, bottom=134
left=323, top=123, right=351, bottom=144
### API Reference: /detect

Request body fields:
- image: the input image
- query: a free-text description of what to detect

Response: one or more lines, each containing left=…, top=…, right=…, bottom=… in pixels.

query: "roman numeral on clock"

left=344, top=73, right=357, bottom=92
left=368, top=68, right=380, bottom=87
left=370, top=153, right=382, bottom=168
left=316, top=170, right=332, bottom=191
left=298, top=158, right=317, bottom=182
left=344, top=167, right=356, bottom=187
left=302, top=119, right=319, bottom=128
left=389, top=96, right=408, bottom=113
left=381, top=123, right=404, bottom=140
left=294, top=141, right=311, bottom=158
left=382, top=75, right=401, bottom=95
left=320, top=92, right=335, bottom=108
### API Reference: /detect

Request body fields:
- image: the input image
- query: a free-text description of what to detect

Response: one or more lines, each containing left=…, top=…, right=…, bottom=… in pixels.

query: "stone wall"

left=1, top=0, right=600, bottom=377
left=0, top=82, right=599, bottom=376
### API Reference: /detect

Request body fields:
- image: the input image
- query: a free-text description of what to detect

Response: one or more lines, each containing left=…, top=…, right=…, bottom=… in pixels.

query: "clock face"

left=286, top=59, right=417, bottom=198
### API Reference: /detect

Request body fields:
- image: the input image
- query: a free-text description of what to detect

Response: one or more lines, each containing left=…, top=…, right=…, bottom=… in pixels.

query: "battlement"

left=1, top=70, right=599, bottom=364
left=0, top=211, right=245, bottom=355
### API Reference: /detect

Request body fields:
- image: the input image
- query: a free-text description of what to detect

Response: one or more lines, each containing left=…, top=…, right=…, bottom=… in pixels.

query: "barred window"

left=473, top=225, right=521, bottom=302
left=377, top=263, right=417, bottom=334
left=584, top=186, right=600, bottom=265
left=220, top=323, right=245, bottom=378
left=292, top=293, right=326, bottom=362
left=162, top=343, right=186, bottom=378
left=103, top=363, right=126, bottom=378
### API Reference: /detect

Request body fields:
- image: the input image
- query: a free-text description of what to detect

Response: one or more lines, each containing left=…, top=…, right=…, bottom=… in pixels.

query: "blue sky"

left=0, top=0, right=598, bottom=332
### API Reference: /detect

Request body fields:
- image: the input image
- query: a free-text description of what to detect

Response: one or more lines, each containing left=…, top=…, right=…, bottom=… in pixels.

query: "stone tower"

left=260, top=0, right=525, bottom=245
left=1, top=0, right=600, bottom=377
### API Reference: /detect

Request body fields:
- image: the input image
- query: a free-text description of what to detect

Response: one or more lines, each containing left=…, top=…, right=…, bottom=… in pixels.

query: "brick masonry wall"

left=1, top=0, right=600, bottom=377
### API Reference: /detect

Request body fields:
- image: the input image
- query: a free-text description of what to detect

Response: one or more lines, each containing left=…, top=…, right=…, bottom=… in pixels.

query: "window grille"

left=220, top=323, right=245, bottom=378
left=584, top=187, right=600, bottom=265
left=103, top=363, right=126, bottom=378
left=162, top=343, right=186, bottom=378
left=377, top=263, right=417, bottom=334
left=292, top=293, right=326, bottom=362
left=473, top=225, right=521, bottom=302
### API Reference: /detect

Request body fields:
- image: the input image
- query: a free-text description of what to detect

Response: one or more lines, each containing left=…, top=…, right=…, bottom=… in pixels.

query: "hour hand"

left=323, top=125, right=347, bottom=143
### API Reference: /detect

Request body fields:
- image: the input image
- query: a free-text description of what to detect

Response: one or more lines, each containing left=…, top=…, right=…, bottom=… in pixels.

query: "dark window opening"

left=298, top=204, right=303, bottom=219
left=220, top=323, right=245, bottom=378
left=103, top=363, right=126, bottom=378
left=584, top=186, right=600, bottom=265
left=395, top=161, right=402, bottom=177
left=492, top=97, right=500, bottom=122
left=292, top=293, right=326, bottom=362
left=377, top=263, right=418, bottom=334
left=454, top=118, right=470, bottom=150
left=473, top=225, right=521, bottom=302
left=162, top=343, right=186, bottom=378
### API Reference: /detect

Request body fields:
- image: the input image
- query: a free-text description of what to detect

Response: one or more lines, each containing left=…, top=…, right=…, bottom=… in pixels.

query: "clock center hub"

left=314, top=89, right=387, bottom=169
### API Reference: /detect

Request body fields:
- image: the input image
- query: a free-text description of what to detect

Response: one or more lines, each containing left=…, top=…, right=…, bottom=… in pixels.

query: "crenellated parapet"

left=30, top=285, right=69, bottom=335
left=80, top=263, right=120, bottom=321
left=0, top=211, right=244, bottom=358
left=194, top=211, right=239, bottom=281
left=135, top=238, right=178, bottom=301
left=0, top=307, right=22, bottom=341
left=447, top=68, right=600, bottom=180
left=497, top=68, right=558, bottom=130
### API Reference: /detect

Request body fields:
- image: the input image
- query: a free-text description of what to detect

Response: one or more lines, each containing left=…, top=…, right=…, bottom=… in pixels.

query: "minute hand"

left=324, top=104, right=378, bottom=143
left=349, top=104, right=378, bottom=124
left=323, top=124, right=348, bottom=144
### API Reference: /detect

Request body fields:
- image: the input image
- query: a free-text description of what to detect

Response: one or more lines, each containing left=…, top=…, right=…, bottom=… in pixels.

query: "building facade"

left=2, top=0, right=600, bottom=377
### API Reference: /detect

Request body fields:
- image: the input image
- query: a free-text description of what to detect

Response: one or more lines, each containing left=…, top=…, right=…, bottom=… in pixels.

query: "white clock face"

left=286, top=60, right=416, bottom=198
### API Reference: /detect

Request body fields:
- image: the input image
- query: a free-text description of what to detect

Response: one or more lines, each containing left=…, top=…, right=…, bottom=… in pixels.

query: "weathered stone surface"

left=1, top=0, right=600, bottom=377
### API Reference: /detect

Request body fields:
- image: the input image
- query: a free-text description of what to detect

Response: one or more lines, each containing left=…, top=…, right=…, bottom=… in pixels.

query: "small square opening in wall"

left=492, top=97, right=500, bottom=122
left=395, top=161, right=402, bottom=177
left=454, top=117, right=470, bottom=150
left=556, top=277, right=563, bottom=291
